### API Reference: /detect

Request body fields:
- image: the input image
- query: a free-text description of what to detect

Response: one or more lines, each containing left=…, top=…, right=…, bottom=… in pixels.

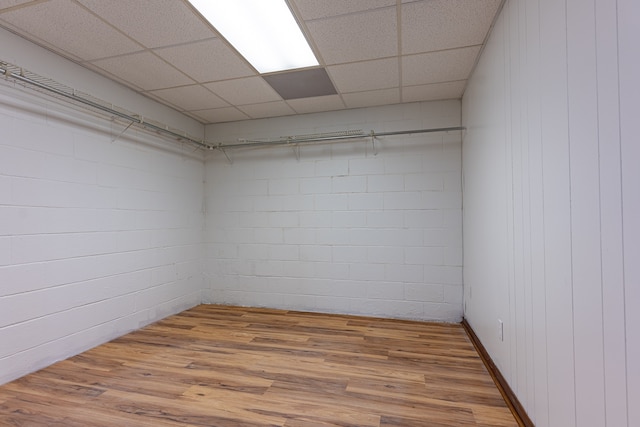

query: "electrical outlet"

left=497, top=319, right=504, bottom=341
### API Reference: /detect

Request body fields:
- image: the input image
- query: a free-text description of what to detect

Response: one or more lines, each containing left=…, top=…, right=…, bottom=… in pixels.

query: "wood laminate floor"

left=0, top=305, right=518, bottom=426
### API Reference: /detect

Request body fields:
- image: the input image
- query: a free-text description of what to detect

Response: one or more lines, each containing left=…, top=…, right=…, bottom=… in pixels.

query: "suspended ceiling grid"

left=0, top=0, right=502, bottom=125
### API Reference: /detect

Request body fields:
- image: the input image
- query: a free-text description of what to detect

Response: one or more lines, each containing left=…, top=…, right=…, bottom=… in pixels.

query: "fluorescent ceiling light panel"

left=189, top=0, right=319, bottom=74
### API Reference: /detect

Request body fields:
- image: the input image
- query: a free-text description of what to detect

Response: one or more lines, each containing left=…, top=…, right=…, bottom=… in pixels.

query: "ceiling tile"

left=205, top=77, right=281, bottom=105
left=149, top=85, right=229, bottom=111
left=287, top=95, right=345, bottom=115
left=402, top=81, right=467, bottom=103
left=306, top=8, right=397, bottom=65
left=191, top=107, right=249, bottom=124
left=238, top=102, right=296, bottom=119
left=342, top=88, right=400, bottom=109
left=0, top=0, right=502, bottom=123
left=328, top=58, right=398, bottom=93
left=402, top=0, right=502, bottom=54
left=0, top=0, right=142, bottom=61
left=154, top=39, right=255, bottom=83
left=91, top=52, right=194, bottom=91
left=402, top=46, right=481, bottom=86
left=77, top=0, right=214, bottom=48
left=292, top=0, right=395, bottom=20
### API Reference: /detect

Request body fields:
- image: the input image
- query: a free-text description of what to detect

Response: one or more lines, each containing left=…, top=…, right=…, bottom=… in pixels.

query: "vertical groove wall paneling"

left=567, top=0, right=605, bottom=425
left=618, top=0, right=640, bottom=425
left=596, top=0, right=628, bottom=425
left=462, top=0, right=638, bottom=425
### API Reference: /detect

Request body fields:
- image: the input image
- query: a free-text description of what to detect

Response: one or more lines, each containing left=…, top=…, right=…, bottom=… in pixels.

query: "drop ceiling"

left=0, top=0, right=502, bottom=125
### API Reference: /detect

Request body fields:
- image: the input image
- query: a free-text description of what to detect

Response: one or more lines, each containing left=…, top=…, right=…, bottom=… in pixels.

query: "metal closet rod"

left=217, top=126, right=466, bottom=150
left=1, top=64, right=464, bottom=151
left=0, top=65, right=212, bottom=150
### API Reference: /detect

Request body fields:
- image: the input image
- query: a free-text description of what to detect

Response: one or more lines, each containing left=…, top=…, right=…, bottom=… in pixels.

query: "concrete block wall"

left=204, top=100, right=463, bottom=322
left=0, top=79, right=205, bottom=385
left=0, top=24, right=462, bottom=387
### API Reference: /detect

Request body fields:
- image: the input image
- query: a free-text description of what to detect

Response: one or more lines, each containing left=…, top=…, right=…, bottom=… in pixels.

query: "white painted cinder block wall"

left=203, top=101, right=463, bottom=322
left=0, top=27, right=206, bottom=385
left=462, top=0, right=639, bottom=426
left=0, top=23, right=463, bottom=386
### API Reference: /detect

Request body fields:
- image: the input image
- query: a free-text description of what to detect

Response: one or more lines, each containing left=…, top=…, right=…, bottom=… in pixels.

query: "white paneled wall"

left=462, top=0, right=639, bottom=426
left=0, top=82, right=205, bottom=385
left=204, top=101, right=463, bottom=321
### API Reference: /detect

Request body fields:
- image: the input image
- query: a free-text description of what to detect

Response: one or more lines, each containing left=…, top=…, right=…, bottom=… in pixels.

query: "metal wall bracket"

left=370, top=131, right=378, bottom=156
left=111, top=120, right=134, bottom=143
left=220, top=147, right=233, bottom=165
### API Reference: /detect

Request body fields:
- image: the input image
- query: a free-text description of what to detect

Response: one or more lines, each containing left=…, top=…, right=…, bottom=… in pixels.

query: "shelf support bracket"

left=111, top=120, right=134, bottom=143
left=370, top=131, right=378, bottom=156
left=292, top=144, right=300, bottom=161
left=220, top=147, right=233, bottom=165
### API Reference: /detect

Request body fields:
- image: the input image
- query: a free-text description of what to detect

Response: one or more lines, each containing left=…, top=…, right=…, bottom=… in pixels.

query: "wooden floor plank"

left=0, top=305, right=518, bottom=426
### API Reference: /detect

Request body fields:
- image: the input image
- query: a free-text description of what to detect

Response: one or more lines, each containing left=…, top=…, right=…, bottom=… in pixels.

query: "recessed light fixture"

left=188, top=0, right=319, bottom=74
